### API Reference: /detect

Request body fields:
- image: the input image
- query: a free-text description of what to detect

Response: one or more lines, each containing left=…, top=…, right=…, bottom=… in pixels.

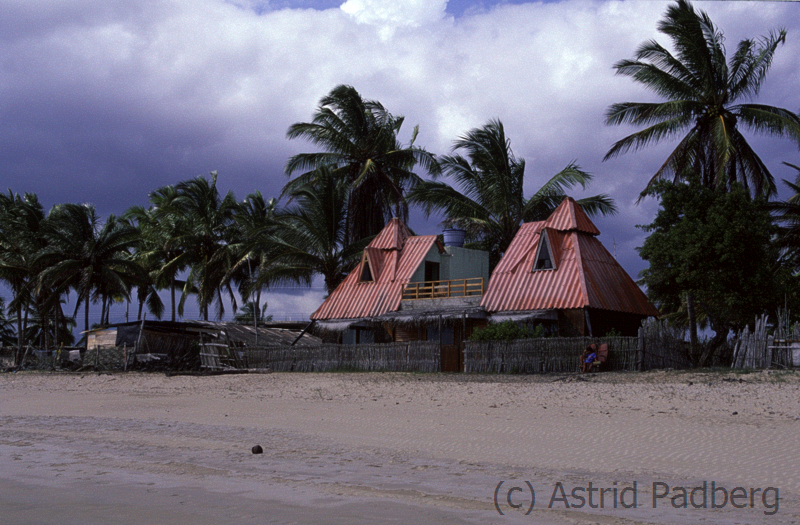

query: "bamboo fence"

left=243, top=342, right=441, bottom=372
left=18, top=315, right=800, bottom=373
left=463, top=336, right=641, bottom=373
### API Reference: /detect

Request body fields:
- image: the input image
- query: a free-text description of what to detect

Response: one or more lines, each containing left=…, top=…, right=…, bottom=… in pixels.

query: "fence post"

left=636, top=327, right=645, bottom=371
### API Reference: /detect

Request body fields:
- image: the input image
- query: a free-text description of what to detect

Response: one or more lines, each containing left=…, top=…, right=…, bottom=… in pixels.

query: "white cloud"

left=340, top=0, right=447, bottom=28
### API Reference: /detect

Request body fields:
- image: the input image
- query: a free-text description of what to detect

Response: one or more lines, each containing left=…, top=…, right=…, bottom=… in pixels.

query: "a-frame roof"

left=481, top=198, right=659, bottom=317
left=311, top=218, right=444, bottom=321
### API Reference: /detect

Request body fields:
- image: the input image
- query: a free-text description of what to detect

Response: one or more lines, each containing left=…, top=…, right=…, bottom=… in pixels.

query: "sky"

left=1, top=0, right=799, bottom=324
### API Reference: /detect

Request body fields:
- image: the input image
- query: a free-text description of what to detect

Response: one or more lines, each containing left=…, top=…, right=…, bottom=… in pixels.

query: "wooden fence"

left=730, top=314, right=796, bottom=369
left=243, top=342, right=441, bottom=372
left=18, top=316, right=799, bottom=373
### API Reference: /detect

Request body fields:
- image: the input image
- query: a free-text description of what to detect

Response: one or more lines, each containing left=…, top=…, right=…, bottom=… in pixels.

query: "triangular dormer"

left=533, top=229, right=556, bottom=271
left=359, top=253, right=373, bottom=282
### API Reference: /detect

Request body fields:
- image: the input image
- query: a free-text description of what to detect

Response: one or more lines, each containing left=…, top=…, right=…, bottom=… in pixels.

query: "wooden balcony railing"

left=401, top=277, right=485, bottom=300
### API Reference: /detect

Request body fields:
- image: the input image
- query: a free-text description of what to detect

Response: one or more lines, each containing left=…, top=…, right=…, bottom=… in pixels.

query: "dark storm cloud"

left=1, top=0, right=798, bottom=318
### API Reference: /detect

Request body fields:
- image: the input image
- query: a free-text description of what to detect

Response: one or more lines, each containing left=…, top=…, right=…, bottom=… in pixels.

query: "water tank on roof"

left=443, top=228, right=466, bottom=248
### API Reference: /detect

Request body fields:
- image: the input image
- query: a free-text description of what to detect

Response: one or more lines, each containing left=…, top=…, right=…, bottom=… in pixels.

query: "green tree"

left=0, top=297, right=16, bottom=347
left=123, top=185, right=189, bottom=321
left=605, top=0, right=800, bottom=199
left=233, top=300, right=272, bottom=325
left=223, top=191, right=280, bottom=321
left=638, top=179, right=783, bottom=365
left=271, top=166, right=372, bottom=295
left=469, top=321, right=547, bottom=341
left=0, top=191, right=47, bottom=358
left=770, top=162, right=800, bottom=271
left=284, top=85, right=439, bottom=245
left=408, top=119, right=616, bottom=269
left=36, top=204, right=142, bottom=348
left=160, top=172, right=238, bottom=321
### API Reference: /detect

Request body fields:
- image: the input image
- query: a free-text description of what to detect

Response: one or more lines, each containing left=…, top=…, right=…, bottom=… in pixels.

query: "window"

left=360, top=259, right=373, bottom=282
left=533, top=231, right=554, bottom=271
left=426, top=324, right=454, bottom=345
left=424, top=261, right=440, bottom=282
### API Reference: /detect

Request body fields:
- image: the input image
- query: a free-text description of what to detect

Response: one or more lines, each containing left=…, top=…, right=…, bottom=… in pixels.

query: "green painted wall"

left=409, top=245, right=489, bottom=283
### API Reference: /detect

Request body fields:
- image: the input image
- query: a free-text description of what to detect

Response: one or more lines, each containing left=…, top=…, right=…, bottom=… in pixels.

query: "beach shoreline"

left=2, top=370, right=799, bottom=524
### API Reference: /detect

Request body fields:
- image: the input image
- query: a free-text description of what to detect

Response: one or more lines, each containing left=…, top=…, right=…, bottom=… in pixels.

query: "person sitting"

left=580, top=344, right=597, bottom=373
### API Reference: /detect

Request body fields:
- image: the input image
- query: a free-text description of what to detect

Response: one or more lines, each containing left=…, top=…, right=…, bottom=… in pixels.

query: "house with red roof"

left=311, top=218, right=491, bottom=369
left=480, top=197, right=659, bottom=336
left=311, top=198, right=658, bottom=370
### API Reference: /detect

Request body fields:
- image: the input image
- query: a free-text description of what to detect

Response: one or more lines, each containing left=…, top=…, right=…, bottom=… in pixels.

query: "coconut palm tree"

left=270, top=166, right=371, bottom=295
left=0, top=191, right=47, bottom=357
left=604, top=0, right=800, bottom=199
left=123, top=186, right=188, bottom=321
left=770, top=162, right=800, bottom=271
left=36, top=204, right=142, bottom=347
left=284, top=84, right=439, bottom=245
left=159, top=172, right=238, bottom=321
left=0, top=297, right=16, bottom=347
left=223, top=190, right=281, bottom=319
left=408, top=119, right=617, bottom=269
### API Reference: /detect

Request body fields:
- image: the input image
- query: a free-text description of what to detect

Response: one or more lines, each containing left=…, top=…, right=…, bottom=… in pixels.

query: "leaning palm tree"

left=36, top=204, right=142, bottom=348
left=408, top=119, right=616, bottom=269
left=284, top=85, right=439, bottom=245
left=604, top=0, right=800, bottom=199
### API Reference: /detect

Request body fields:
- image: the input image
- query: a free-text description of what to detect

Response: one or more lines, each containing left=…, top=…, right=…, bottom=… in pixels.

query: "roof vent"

left=442, top=228, right=465, bottom=248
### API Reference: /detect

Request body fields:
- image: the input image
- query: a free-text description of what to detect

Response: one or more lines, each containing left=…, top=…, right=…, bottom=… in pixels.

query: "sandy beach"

left=1, top=369, right=799, bottom=524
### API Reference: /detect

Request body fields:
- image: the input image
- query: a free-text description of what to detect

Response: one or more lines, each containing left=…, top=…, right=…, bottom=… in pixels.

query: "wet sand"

left=1, top=370, right=799, bottom=524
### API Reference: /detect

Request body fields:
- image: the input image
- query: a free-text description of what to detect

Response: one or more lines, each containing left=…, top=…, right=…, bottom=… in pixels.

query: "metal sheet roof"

left=544, top=197, right=601, bottom=235
left=311, top=220, right=441, bottom=320
left=481, top=198, right=658, bottom=317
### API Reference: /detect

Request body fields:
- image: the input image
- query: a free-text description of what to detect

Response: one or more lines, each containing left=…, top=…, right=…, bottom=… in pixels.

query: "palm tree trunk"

left=84, top=292, right=90, bottom=350
left=15, top=300, right=23, bottom=365
left=171, top=275, right=176, bottom=322
left=54, top=302, right=60, bottom=348
left=43, top=307, right=50, bottom=351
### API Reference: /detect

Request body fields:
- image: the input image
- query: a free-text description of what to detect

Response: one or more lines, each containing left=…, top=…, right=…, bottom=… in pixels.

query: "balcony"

left=401, top=277, right=485, bottom=300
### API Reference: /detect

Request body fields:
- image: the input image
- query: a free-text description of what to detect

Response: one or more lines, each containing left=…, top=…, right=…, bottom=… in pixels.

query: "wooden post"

left=636, top=327, right=644, bottom=371
left=134, top=314, right=146, bottom=367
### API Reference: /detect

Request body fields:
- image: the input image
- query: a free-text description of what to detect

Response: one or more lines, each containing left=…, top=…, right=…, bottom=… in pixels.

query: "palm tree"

left=604, top=0, right=800, bottom=199
left=221, top=190, right=284, bottom=322
left=284, top=84, right=439, bottom=245
left=271, top=166, right=372, bottom=295
left=0, top=297, right=16, bottom=347
left=36, top=204, right=142, bottom=347
left=123, top=186, right=187, bottom=321
left=233, top=300, right=272, bottom=325
left=158, top=172, right=238, bottom=321
left=770, top=162, right=800, bottom=271
left=408, top=119, right=617, bottom=269
left=0, top=191, right=47, bottom=358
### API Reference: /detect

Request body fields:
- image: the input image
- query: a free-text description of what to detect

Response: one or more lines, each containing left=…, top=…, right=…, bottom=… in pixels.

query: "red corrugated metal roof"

left=311, top=220, right=441, bottom=320
left=545, top=197, right=601, bottom=235
left=481, top=198, right=658, bottom=316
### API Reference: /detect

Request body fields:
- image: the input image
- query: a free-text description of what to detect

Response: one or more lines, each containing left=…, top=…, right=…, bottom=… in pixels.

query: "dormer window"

left=360, top=258, right=373, bottom=282
left=533, top=231, right=555, bottom=271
